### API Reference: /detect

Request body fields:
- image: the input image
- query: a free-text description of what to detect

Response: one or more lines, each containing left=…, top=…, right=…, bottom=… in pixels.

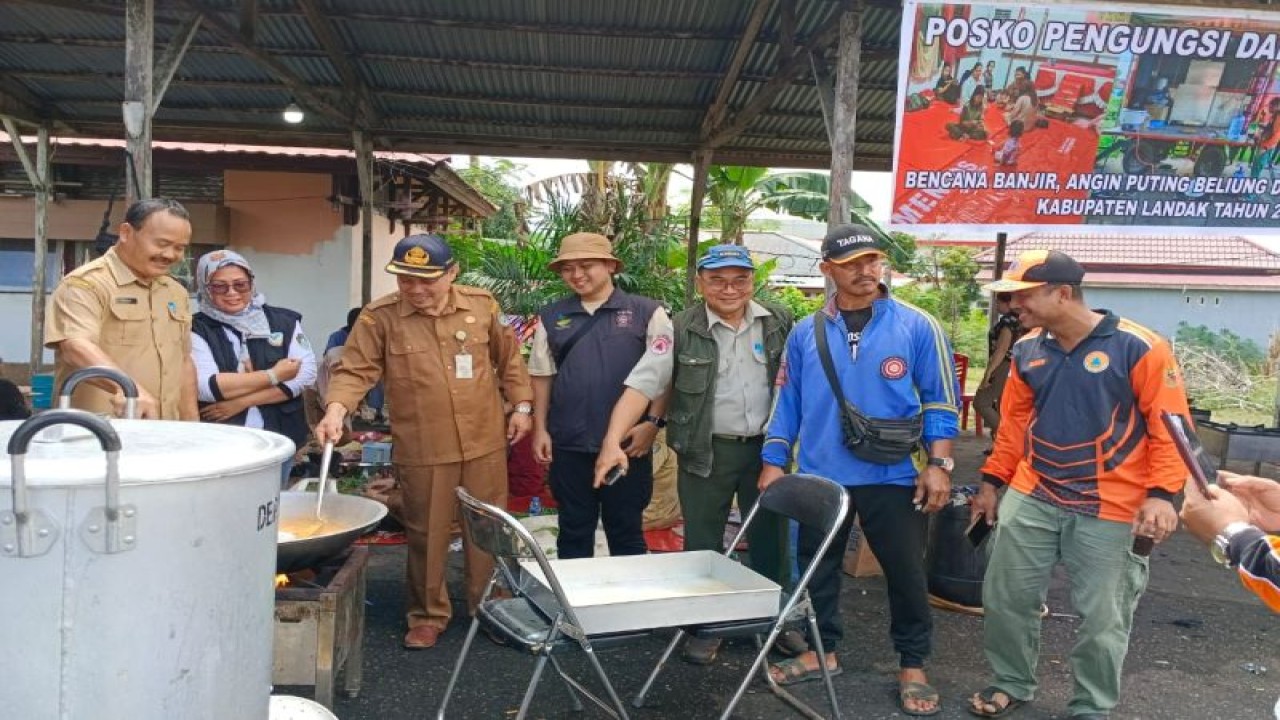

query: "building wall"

left=1088, top=286, right=1280, bottom=347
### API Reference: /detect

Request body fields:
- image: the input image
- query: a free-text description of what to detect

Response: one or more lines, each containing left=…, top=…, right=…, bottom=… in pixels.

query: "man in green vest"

left=595, top=244, right=794, bottom=665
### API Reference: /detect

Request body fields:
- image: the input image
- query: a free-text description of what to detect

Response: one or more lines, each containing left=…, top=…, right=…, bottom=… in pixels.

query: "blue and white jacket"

left=762, top=293, right=961, bottom=487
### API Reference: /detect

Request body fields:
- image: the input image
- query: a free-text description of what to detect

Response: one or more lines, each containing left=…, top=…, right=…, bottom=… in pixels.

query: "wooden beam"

left=809, top=50, right=836, bottom=144
left=152, top=14, right=201, bottom=111
left=828, top=4, right=861, bottom=228
left=1, top=115, right=41, bottom=184
left=704, top=14, right=843, bottom=149
left=173, top=0, right=353, bottom=126
left=698, top=0, right=772, bottom=141
left=297, top=0, right=378, bottom=128
left=353, top=129, right=374, bottom=305
left=30, top=124, right=50, bottom=376
left=778, top=0, right=797, bottom=60
left=239, top=0, right=257, bottom=45
left=685, top=150, right=712, bottom=306
left=124, top=0, right=154, bottom=202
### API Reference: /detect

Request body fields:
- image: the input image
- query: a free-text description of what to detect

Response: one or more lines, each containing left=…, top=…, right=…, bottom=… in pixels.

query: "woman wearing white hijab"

left=190, top=250, right=317, bottom=480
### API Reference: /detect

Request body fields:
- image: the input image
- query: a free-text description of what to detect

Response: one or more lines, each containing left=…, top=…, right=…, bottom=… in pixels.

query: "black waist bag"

left=814, top=313, right=923, bottom=464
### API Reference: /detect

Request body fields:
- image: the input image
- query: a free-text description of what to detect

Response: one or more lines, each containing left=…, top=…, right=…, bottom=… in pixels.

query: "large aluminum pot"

left=0, top=410, right=294, bottom=720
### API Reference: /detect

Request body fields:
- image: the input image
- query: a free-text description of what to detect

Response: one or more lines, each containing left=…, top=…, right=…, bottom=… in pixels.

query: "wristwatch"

left=643, top=414, right=667, bottom=428
left=513, top=402, right=533, bottom=416
left=1211, top=521, right=1253, bottom=567
left=927, top=457, right=955, bottom=473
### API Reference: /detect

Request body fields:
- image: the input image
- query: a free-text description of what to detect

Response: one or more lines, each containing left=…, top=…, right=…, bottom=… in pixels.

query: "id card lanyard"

left=454, top=330, right=473, bottom=379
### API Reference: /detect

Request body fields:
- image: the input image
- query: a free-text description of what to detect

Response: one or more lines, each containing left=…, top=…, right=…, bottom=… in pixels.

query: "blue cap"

left=697, top=244, right=755, bottom=271
left=386, top=234, right=455, bottom=279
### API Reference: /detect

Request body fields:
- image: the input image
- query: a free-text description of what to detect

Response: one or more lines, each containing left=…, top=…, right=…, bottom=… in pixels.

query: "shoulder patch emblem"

left=359, top=313, right=376, bottom=325
left=1164, top=363, right=1181, bottom=388
left=554, top=314, right=572, bottom=329
left=650, top=335, right=672, bottom=355
left=1084, top=350, right=1109, bottom=373
left=880, top=356, right=908, bottom=380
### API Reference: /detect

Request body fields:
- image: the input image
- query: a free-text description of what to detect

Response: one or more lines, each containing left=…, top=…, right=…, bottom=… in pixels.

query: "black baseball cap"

left=821, top=223, right=885, bottom=264
left=983, top=249, right=1085, bottom=292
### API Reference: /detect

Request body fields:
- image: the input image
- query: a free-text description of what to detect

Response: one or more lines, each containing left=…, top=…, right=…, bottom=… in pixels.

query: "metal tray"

left=518, top=550, right=780, bottom=635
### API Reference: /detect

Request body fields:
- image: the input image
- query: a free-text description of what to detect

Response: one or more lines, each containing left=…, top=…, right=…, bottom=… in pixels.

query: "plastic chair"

left=437, top=488, right=645, bottom=720
left=632, top=473, right=850, bottom=720
left=954, top=353, right=983, bottom=435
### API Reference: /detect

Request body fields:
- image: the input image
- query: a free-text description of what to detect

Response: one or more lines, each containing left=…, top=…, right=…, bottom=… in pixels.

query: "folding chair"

left=633, top=473, right=850, bottom=720
left=437, top=488, right=645, bottom=720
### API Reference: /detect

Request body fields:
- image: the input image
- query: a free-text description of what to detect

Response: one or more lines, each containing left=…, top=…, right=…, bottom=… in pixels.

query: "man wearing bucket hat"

left=528, top=232, right=670, bottom=559
left=968, top=250, right=1190, bottom=719
left=759, top=224, right=959, bottom=715
left=316, top=234, right=534, bottom=650
left=594, top=244, right=794, bottom=664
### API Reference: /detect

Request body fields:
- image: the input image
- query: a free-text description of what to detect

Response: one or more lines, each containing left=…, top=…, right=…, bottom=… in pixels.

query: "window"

left=0, top=239, right=58, bottom=292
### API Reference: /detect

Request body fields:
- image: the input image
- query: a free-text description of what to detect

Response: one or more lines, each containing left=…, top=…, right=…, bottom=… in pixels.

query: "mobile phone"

left=603, top=465, right=625, bottom=486
left=1159, top=411, right=1217, bottom=496
left=965, top=516, right=994, bottom=548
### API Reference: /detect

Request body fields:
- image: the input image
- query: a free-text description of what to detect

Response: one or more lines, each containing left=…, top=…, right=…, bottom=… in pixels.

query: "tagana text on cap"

left=982, top=249, right=1085, bottom=293
left=548, top=232, right=622, bottom=271
left=697, top=244, right=756, bottom=271
left=821, top=223, right=884, bottom=263
left=386, top=234, right=455, bottom=279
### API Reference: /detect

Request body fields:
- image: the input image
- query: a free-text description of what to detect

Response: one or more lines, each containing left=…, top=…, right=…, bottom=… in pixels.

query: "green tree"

left=455, top=158, right=525, bottom=240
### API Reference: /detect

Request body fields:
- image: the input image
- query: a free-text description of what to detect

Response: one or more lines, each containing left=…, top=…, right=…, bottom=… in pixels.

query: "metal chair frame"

left=436, top=488, right=640, bottom=720
left=632, top=473, right=850, bottom=720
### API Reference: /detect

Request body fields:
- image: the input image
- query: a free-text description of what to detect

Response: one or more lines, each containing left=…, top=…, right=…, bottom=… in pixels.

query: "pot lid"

left=0, top=419, right=294, bottom=488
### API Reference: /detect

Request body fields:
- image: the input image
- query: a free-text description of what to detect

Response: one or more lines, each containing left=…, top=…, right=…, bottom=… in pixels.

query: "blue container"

left=30, top=373, right=54, bottom=409
left=528, top=496, right=542, bottom=516
left=361, top=441, right=392, bottom=464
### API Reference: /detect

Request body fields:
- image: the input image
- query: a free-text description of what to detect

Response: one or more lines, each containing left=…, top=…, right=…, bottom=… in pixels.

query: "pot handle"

left=58, top=366, right=140, bottom=420
left=4, top=410, right=132, bottom=557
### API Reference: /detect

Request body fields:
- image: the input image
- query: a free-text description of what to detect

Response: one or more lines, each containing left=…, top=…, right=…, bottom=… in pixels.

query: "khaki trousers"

left=395, top=448, right=508, bottom=631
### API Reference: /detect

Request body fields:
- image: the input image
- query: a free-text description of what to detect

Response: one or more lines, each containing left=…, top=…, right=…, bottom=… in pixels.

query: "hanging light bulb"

left=282, top=101, right=305, bottom=124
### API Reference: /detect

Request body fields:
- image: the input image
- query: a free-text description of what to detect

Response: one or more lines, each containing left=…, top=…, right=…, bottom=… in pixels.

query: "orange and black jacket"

left=1229, top=528, right=1280, bottom=613
left=981, top=311, right=1190, bottom=523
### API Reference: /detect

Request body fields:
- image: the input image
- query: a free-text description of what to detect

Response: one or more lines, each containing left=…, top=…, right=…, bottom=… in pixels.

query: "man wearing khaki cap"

left=316, top=234, right=533, bottom=650
left=529, top=232, right=671, bottom=559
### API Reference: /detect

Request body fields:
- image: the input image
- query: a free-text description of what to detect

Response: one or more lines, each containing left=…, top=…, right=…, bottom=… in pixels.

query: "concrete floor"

left=296, top=432, right=1279, bottom=720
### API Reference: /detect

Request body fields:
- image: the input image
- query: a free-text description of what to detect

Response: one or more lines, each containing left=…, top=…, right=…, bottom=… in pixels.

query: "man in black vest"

left=529, top=232, right=670, bottom=559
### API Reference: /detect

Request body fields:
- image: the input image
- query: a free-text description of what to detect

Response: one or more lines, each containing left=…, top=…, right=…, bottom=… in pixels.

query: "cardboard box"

left=842, top=523, right=883, bottom=578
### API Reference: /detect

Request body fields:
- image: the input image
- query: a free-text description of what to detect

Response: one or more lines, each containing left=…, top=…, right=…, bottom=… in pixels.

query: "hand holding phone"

left=965, top=515, right=993, bottom=548
left=603, top=465, right=625, bottom=486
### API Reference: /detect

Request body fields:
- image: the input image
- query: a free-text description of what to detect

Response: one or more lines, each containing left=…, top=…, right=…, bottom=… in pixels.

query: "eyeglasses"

left=207, top=280, right=253, bottom=295
left=702, top=276, right=754, bottom=292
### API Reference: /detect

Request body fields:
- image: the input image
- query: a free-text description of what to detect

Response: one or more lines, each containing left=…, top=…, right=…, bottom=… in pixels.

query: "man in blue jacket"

left=758, top=224, right=960, bottom=717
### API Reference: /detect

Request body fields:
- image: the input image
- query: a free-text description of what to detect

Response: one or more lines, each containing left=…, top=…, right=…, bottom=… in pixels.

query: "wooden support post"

left=685, top=151, right=712, bottom=307
left=353, top=130, right=375, bottom=306
left=2, top=120, right=52, bottom=375
left=827, top=2, right=861, bottom=229
left=124, top=0, right=154, bottom=202
left=30, top=125, right=50, bottom=376
left=992, top=231, right=1008, bottom=280
left=809, top=50, right=836, bottom=145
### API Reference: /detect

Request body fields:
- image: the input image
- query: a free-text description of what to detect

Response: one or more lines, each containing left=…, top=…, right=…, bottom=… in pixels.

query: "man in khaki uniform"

left=315, top=234, right=534, bottom=650
left=45, top=198, right=197, bottom=420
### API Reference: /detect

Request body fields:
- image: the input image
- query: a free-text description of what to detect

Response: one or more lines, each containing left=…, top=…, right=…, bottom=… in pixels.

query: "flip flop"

left=767, top=657, right=843, bottom=686
left=899, top=680, right=941, bottom=716
left=967, top=685, right=1027, bottom=718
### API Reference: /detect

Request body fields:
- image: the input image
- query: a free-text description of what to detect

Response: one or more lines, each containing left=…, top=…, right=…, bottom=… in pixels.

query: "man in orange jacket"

left=966, top=250, right=1190, bottom=720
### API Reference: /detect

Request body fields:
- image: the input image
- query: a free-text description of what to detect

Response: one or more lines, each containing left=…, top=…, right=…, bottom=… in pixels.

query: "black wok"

left=276, top=491, right=388, bottom=573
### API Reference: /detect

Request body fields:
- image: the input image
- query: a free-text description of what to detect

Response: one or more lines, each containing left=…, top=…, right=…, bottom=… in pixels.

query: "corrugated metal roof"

left=0, top=0, right=904, bottom=169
